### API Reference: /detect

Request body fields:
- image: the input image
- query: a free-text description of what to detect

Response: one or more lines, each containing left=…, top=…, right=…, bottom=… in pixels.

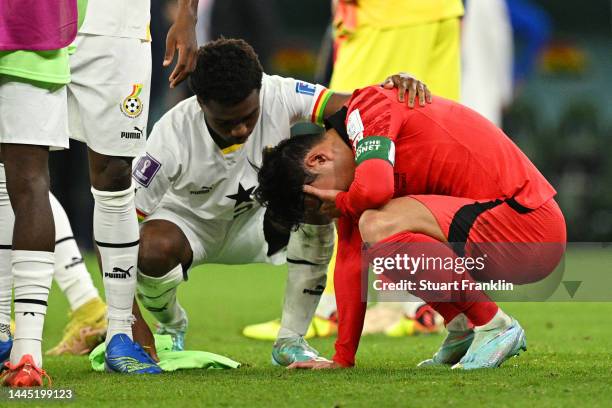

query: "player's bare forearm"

left=165, top=0, right=199, bottom=88
left=323, top=92, right=351, bottom=118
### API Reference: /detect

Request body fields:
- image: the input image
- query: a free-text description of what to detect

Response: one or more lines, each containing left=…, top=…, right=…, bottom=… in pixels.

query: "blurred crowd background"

left=50, top=0, right=612, bottom=248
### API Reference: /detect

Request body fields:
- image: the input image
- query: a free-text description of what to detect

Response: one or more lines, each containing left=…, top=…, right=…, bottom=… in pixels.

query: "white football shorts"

left=0, top=76, right=69, bottom=149
left=68, top=33, right=151, bottom=157
left=142, top=203, right=287, bottom=268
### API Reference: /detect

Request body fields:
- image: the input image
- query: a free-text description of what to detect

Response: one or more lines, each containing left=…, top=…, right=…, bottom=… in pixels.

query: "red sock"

left=456, top=302, right=498, bottom=326
left=429, top=302, right=461, bottom=323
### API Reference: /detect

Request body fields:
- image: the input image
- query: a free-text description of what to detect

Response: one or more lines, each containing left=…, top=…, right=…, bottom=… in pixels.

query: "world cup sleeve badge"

left=120, top=84, right=144, bottom=118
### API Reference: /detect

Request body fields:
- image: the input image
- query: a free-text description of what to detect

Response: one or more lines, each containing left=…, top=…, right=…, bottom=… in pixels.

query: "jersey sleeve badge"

left=133, top=153, right=161, bottom=187
left=295, top=81, right=316, bottom=96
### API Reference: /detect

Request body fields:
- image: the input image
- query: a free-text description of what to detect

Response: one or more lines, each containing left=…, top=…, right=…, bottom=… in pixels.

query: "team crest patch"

left=133, top=153, right=161, bottom=187
left=120, top=84, right=144, bottom=118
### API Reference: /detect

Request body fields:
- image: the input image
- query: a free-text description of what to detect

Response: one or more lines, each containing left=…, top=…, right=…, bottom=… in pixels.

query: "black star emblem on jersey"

left=226, top=183, right=256, bottom=207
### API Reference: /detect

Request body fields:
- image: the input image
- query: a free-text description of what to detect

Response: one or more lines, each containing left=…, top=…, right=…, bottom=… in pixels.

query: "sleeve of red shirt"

left=331, top=215, right=366, bottom=367
left=335, top=88, right=404, bottom=219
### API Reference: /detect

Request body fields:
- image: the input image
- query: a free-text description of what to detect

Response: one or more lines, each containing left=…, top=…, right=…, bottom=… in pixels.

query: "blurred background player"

left=243, top=0, right=463, bottom=341
left=44, top=198, right=106, bottom=357
left=0, top=0, right=78, bottom=387
left=461, top=0, right=551, bottom=126
left=461, top=0, right=513, bottom=126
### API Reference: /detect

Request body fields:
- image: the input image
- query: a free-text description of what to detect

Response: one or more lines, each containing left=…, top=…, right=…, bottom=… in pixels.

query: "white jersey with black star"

left=133, top=74, right=331, bottom=222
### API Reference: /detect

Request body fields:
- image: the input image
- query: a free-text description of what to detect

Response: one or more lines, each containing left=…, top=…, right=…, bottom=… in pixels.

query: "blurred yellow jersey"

left=335, top=0, right=464, bottom=34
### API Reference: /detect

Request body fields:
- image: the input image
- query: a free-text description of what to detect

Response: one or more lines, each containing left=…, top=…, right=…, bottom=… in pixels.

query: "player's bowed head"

left=189, top=38, right=263, bottom=147
left=255, top=121, right=356, bottom=229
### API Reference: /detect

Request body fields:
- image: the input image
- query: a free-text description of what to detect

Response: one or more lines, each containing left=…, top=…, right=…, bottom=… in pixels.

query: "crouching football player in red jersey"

left=255, top=86, right=566, bottom=370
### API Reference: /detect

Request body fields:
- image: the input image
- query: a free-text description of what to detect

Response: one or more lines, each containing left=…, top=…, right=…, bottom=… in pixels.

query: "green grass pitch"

left=24, top=251, right=612, bottom=407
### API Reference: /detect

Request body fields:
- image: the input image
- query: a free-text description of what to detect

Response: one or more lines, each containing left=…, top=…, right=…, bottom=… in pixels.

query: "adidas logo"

left=105, top=265, right=134, bottom=279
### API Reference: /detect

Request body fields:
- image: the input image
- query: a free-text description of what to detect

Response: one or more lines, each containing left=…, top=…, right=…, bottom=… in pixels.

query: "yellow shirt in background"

left=335, top=0, right=464, bottom=36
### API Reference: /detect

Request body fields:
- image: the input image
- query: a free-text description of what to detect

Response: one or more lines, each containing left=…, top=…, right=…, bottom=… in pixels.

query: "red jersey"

left=331, top=86, right=556, bottom=367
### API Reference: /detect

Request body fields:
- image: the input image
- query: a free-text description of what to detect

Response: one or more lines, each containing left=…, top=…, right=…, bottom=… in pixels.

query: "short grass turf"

left=14, top=250, right=612, bottom=407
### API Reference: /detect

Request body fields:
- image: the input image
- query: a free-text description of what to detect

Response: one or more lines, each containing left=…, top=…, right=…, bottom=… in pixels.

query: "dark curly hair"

left=189, top=38, right=263, bottom=105
left=255, top=132, right=326, bottom=230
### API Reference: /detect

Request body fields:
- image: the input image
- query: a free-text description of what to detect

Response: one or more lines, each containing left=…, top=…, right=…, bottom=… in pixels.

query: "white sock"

left=474, top=308, right=512, bottom=332
left=92, top=185, right=139, bottom=345
left=280, top=223, right=334, bottom=338
left=0, top=243, right=12, bottom=332
left=11, top=250, right=54, bottom=366
left=0, top=164, right=14, bottom=330
left=137, top=264, right=186, bottom=327
left=50, top=193, right=99, bottom=311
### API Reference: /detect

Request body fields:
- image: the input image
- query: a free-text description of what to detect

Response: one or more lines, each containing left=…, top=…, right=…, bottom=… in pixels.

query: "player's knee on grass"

left=87, top=149, right=133, bottom=191
left=138, top=221, right=192, bottom=278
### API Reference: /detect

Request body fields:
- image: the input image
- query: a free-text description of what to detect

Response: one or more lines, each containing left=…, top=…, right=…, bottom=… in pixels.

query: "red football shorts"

left=409, top=195, right=567, bottom=284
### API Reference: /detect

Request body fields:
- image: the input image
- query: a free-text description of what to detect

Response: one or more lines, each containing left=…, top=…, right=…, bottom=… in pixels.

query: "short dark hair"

left=255, top=133, right=326, bottom=230
left=189, top=38, right=263, bottom=105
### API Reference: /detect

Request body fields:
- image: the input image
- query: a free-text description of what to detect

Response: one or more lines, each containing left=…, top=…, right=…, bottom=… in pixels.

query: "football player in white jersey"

left=129, top=38, right=431, bottom=365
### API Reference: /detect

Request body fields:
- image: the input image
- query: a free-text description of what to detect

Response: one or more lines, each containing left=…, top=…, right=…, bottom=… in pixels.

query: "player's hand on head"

left=303, top=185, right=342, bottom=218
left=164, top=6, right=198, bottom=88
left=287, top=358, right=342, bottom=370
left=382, top=72, right=433, bottom=108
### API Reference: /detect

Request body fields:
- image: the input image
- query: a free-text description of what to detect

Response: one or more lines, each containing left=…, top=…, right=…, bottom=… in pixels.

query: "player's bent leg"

left=136, top=220, right=192, bottom=352
left=244, top=228, right=337, bottom=342
left=47, top=193, right=106, bottom=356
left=359, top=197, right=446, bottom=337
left=272, top=222, right=335, bottom=366
left=359, top=197, right=524, bottom=369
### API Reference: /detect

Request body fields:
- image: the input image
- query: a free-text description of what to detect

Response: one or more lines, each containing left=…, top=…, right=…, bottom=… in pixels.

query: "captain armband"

left=354, top=136, right=395, bottom=166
